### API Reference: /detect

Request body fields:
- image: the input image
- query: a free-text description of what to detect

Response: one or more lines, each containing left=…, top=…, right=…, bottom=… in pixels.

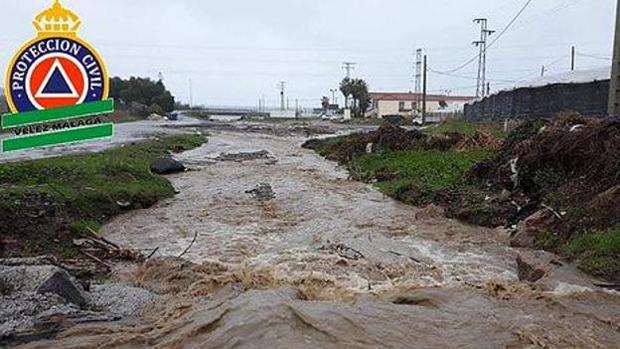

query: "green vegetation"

left=109, top=77, right=175, bottom=114
left=0, top=134, right=206, bottom=259
left=565, top=227, right=620, bottom=279
left=426, top=119, right=507, bottom=138
left=340, top=77, right=370, bottom=117
left=351, top=150, right=491, bottom=205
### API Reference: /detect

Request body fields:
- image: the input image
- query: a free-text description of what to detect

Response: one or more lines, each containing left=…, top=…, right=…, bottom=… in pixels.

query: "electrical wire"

left=435, top=0, right=535, bottom=74
left=576, top=52, right=612, bottom=61
left=427, top=66, right=518, bottom=83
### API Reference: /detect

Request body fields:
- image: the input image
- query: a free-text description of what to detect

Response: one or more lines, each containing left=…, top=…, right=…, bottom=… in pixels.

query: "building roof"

left=511, top=66, right=610, bottom=90
left=369, top=92, right=474, bottom=102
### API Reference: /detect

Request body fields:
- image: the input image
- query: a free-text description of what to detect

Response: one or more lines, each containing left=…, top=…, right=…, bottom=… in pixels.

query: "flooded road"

left=21, top=126, right=620, bottom=348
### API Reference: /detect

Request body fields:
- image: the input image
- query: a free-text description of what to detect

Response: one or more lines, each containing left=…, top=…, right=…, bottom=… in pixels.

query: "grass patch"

left=564, top=227, right=620, bottom=280
left=426, top=119, right=507, bottom=138
left=0, top=134, right=206, bottom=259
left=351, top=150, right=491, bottom=204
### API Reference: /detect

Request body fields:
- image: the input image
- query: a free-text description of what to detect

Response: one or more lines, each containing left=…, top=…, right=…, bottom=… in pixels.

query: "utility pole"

left=342, top=62, right=356, bottom=79
left=609, top=0, right=620, bottom=117
left=541, top=65, right=546, bottom=77
left=473, top=18, right=494, bottom=99
left=414, top=48, right=423, bottom=112
left=571, top=46, right=576, bottom=71
left=279, top=81, right=286, bottom=111
left=422, top=55, right=427, bottom=124
left=188, top=78, right=193, bottom=109
left=342, top=62, right=356, bottom=109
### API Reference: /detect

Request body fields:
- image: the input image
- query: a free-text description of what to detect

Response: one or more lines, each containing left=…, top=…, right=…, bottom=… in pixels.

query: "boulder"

left=515, top=252, right=559, bottom=283
left=35, top=270, right=87, bottom=306
left=510, top=209, right=555, bottom=248
left=0, top=265, right=87, bottom=306
left=516, top=255, right=547, bottom=282
left=150, top=157, right=186, bottom=175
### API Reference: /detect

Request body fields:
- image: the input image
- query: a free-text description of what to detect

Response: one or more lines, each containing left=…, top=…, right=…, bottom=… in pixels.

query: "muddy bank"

left=0, top=135, right=206, bottom=278
left=305, top=118, right=620, bottom=281
left=302, top=124, right=506, bottom=227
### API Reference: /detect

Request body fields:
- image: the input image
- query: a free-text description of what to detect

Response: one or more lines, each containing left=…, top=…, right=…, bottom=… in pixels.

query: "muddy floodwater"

left=21, top=125, right=620, bottom=348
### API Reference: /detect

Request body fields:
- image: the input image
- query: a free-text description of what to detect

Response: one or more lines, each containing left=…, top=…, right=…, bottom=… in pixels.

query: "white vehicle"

left=321, top=110, right=336, bottom=120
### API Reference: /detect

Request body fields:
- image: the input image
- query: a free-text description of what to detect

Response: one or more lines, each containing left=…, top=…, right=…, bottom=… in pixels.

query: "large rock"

left=150, top=157, right=186, bottom=175
left=516, top=254, right=548, bottom=282
left=510, top=209, right=555, bottom=248
left=0, top=265, right=87, bottom=306
left=36, top=270, right=87, bottom=306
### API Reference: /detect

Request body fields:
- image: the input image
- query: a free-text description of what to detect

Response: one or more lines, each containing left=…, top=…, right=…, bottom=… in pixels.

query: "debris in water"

left=321, top=242, right=364, bottom=260
left=245, top=183, right=276, bottom=202
left=216, top=150, right=274, bottom=162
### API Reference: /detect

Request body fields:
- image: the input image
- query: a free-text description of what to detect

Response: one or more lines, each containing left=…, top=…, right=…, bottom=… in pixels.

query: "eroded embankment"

left=304, top=118, right=620, bottom=282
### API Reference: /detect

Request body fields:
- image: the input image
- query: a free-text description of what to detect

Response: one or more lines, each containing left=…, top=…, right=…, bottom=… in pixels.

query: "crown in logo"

left=32, top=0, right=82, bottom=37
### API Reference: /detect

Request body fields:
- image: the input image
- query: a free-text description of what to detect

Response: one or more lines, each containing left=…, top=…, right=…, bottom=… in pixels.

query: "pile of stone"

left=0, top=257, right=158, bottom=347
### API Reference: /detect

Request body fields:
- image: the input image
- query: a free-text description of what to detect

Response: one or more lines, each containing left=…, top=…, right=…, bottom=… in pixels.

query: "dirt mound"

left=470, top=116, right=620, bottom=235
left=303, top=124, right=428, bottom=163
left=302, top=124, right=491, bottom=164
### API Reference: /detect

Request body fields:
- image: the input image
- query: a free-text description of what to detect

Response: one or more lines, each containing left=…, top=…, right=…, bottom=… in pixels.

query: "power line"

left=428, top=66, right=518, bottom=83
left=576, top=52, right=612, bottom=61
left=435, top=0, right=535, bottom=74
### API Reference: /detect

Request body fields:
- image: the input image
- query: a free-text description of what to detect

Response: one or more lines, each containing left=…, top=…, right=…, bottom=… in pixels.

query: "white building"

left=367, top=92, right=474, bottom=119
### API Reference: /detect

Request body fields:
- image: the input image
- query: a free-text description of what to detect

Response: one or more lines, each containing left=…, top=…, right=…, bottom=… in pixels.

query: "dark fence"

left=464, top=80, right=610, bottom=120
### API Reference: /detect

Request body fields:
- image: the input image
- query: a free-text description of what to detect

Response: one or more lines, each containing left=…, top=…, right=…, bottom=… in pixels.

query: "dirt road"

left=23, top=125, right=620, bottom=348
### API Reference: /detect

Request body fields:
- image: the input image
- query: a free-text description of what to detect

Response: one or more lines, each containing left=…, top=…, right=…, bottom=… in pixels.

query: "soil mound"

left=302, top=124, right=497, bottom=163
left=302, top=124, right=428, bottom=163
left=470, top=116, right=620, bottom=235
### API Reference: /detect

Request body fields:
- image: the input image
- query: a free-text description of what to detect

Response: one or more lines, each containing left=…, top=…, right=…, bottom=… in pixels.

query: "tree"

left=350, top=78, right=370, bottom=117
left=339, top=78, right=354, bottom=108
left=339, top=78, right=370, bottom=117
left=109, top=77, right=176, bottom=114
left=321, top=96, right=330, bottom=110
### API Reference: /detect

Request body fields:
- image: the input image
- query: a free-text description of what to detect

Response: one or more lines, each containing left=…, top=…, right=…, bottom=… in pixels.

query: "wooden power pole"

left=609, top=0, right=620, bottom=117
left=422, top=55, right=427, bottom=124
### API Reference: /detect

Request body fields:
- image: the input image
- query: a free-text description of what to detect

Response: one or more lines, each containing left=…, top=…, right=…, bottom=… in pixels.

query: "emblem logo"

left=5, top=0, right=108, bottom=113
left=1, top=0, right=114, bottom=153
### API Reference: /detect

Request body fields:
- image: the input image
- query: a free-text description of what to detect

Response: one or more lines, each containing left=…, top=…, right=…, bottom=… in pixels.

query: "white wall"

left=374, top=100, right=468, bottom=118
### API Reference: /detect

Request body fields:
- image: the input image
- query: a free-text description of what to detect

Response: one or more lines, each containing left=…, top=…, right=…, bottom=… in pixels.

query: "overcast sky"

left=0, top=0, right=616, bottom=108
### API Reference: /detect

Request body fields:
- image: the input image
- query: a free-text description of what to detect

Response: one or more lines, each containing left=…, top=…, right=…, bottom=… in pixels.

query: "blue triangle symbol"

left=42, top=66, right=73, bottom=94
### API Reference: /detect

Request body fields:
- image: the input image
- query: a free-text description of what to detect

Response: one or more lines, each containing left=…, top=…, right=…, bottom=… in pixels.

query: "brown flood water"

left=20, top=127, right=620, bottom=349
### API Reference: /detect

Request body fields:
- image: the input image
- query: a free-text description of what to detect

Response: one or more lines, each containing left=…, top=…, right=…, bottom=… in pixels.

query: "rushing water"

left=19, top=127, right=620, bottom=349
